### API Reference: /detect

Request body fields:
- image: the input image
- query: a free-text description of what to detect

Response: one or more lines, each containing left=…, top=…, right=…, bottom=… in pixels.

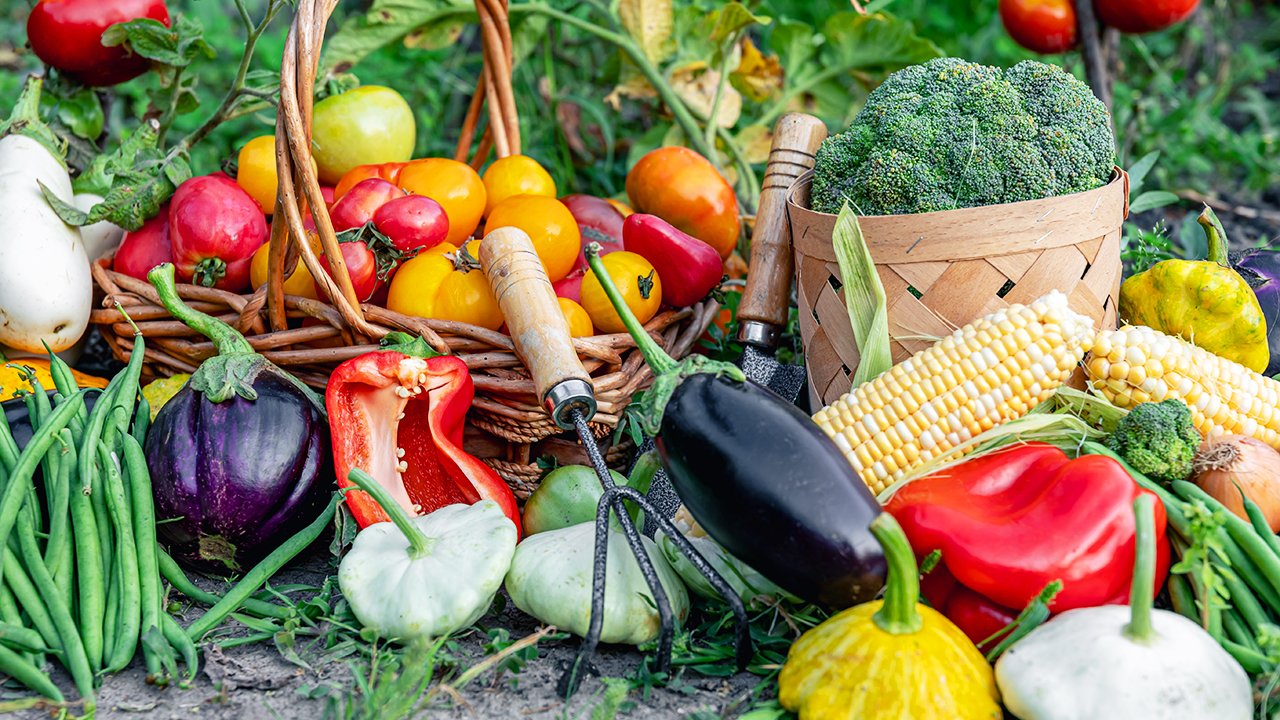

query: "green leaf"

left=1129, top=190, right=1180, bottom=214
left=148, top=73, right=202, bottom=120
left=767, top=19, right=818, bottom=80
left=511, top=13, right=550, bottom=69
left=711, top=3, right=770, bottom=44
left=322, top=0, right=475, bottom=73
left=1126, top=150, right=1161, bottom=195
left=54, top=120, right=185, bottom=231
left=101, top=15, right=215, bottom=69
left=42, top=85, right=103, bottom=141
left=618, top=0, right=675, bottom=66
left=831, top=203, right=891, bottom=386
left=819, top=12, right=943, bottom=76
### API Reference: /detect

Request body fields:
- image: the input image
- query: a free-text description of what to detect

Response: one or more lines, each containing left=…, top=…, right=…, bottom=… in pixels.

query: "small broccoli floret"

left=810, top=57, right=1115, bottom=216
left=1105, top=399, right=1202, bottom=485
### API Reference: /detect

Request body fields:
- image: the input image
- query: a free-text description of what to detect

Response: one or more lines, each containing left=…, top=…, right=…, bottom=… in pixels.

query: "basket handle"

left=737, top=113, right=828, bottom=345
left=480, top=227, right=593, bottom=423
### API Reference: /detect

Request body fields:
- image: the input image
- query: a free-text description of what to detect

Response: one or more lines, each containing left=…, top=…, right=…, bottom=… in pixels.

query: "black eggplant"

left=584, top=245, right=886, bottom=609
left=145, top=264, right=330, bottom=575
left=1206, top=207, right=1280, bottom=377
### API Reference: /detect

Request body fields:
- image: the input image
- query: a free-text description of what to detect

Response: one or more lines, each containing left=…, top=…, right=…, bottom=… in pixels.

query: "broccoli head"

left=1105, top=399, right=1202, bottom=485
left=810, top=57, right=1116, bottom=216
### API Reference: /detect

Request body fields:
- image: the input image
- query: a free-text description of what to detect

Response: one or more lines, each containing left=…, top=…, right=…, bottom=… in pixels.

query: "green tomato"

left=522, top=465, right=642, bottom=536
left=311, top=86, right=416, bottom=185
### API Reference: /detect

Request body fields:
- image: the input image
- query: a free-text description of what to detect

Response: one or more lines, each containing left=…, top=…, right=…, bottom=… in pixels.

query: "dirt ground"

left=11, top=540, right=766, bottom=720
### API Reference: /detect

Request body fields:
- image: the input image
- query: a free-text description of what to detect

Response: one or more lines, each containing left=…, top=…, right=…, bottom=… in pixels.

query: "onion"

left=1193, top=435, right=1280, bottom=531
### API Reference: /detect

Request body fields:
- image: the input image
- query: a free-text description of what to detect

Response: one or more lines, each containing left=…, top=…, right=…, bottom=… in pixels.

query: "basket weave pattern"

left=788, top=168, right=1130, bottom=407
left=88, top=0, right=715, bottom=490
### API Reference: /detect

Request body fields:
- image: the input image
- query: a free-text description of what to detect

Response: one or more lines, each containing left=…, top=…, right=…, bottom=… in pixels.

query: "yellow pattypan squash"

left=778, top=513, right=1001, bottom=720
left=141, top=373, right=191, bottom=420
left=1119, top=212, right=1268, bottom=373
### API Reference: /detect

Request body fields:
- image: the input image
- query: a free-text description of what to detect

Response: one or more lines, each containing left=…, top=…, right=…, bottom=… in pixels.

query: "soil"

left=9, top=540, right=765, bottom=720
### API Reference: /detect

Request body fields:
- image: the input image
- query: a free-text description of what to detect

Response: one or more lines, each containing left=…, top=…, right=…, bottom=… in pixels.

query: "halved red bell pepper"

left=886, top=442, right=1169, bottom=614
left=326, top=336, right=521, bottom=535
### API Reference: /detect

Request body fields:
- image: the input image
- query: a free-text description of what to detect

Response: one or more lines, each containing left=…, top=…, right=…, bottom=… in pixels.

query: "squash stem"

left=584, top=243, right=678, bottom=376
left=345, top=469, right=436, bottom=559
left=147, top=264, right=256, bottom=357
left=1198, top=206, right=1230, bottom=266
left=870, top=513, right=923, bottom=635
left=1123, top=494, right=1158, bottom=644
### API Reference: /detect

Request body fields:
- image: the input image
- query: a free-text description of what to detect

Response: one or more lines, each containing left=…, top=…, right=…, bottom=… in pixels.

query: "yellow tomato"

left=236, top=135, right=317, bottom=214
left=558, top=298, right=594, bottom=337
left=482, top=155, right=556, bottom=217
left=485, top=195, right=580, bottom=283
left=249, top=233, right=322, bottom=300
left=387, top=241, right=504, bottom=331
left=580, top=251, right=661, bottom=333
left=397, top=158, right=486, bottom=247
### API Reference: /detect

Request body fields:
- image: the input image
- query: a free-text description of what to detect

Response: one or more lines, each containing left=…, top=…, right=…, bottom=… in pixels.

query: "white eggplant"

left=994, top=495, right=1253, bottom=720
left=0, top=78, right=91, bottom=353
left=73, top=193, right=124, bottom=260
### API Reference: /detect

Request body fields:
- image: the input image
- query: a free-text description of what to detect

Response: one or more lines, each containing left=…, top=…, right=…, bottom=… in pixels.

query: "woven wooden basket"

left=787, top=167, right=1130, bottom=407
left=88, top=0, right=715, bottom=492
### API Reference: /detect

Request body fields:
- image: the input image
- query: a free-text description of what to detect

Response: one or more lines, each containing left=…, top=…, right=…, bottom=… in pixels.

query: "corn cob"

left=1085, top=324, right=1280, bottom=447
left=813, top=290, right=1096, bottom=495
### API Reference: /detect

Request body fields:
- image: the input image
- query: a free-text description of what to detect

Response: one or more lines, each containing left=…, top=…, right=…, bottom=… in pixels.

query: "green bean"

left=123, top=434, right=163, bottom=679
left=161, top=611, right=199, bottom=683
left=186, top=493, right=339, bottom=641
left=44, top=347, right=88, bottom=429
left=15, top=507, right=93, bottom=704
left=2, top=551, right=59, bottom=659
left=42, top=432, right=72, bottom=590
left=0, top=394, right=18, bottom=473
left=0, top=579, right=33, bottom=666
left=1218, top=531, right=1280, bottom=613
left=1174, top=480, right=1280, bottom=601
left=0, top=621, right=46, bottom=653
left=0, top=391, right=87, bottom=588
left=0, top=642, right=62, bottom=701
left=65, top=437, right=104, bottom=673
left=1242, top=492, right=1280, bottom=559
left=1219, top=565, right=1270, bottom=638
left=133, top=394, right=150, bottom=447
left=104, top=329, right=146, bottom=456
left=1167, top=572, right=1198, bottom=624
left=78, top=372, right=123, bottom=496
left=1223, top=638, right=1267, bottom=674
left=102, top=547, right=117, bottom=664
left=1224, top=608, right=1258, bottom=652
left=157, top=549, right=294, bottom=620
left=98, top=440, right=139, bottom=674
left=90, top=459, right=112, bottom=598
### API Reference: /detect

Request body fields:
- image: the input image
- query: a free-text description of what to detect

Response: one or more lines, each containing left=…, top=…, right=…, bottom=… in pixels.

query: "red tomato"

left=113, top=206, right=171, bottom=281
left=168, top=175, right=267, bottom=292
left=329, top=178, right=405, bottom=232
left=27, top=0, right=170, bottom=87
left=334, top=163, right=406, bottom=201
left=553, top=272, right=584, bottom=304
left=314, top=241, right=380, bottom=303
left=320, top=186, right=335, bottom=211
left=998, top=0, right=1077, bottom=54
left=560, top=194, right=626, bottom=275
left=1094, top=0, right=1199, bottom=34
left=372, top=195, right=449, bottom=253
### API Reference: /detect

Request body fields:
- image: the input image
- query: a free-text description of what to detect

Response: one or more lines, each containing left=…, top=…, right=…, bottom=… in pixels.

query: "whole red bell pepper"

left=886, top=442, right=1169, bottom=614
left=326, top=335, right=521, bottom=535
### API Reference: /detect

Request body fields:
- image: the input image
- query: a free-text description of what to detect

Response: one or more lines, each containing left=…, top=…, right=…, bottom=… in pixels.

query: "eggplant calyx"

left=148, top=263, right=327, bottom=413
left=379, top=331, right=446, bottom=359
left=584, top=242, right=744, bottom=434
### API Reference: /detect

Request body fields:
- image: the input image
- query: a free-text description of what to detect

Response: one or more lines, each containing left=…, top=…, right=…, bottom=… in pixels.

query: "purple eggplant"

left=145, top=264, right=330, bottom=575
left=1202, top=207, right=1280, bottom=377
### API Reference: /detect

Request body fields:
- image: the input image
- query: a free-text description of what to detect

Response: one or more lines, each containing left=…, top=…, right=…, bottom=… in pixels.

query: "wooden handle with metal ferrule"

left=737, top=113, right=829, bottom=340
left=480, top=226, right=594, bottom=425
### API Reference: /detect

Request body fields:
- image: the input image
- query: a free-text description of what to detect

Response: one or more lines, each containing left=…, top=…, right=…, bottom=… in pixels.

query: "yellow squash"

left=778, top=514, right=1000, bottom=720
left=1, top=357, right=108, bottom=400
left=1118, top=215, right=1268, bottom=373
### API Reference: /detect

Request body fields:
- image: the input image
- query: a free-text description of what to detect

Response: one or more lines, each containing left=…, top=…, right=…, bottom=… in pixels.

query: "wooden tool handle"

left=480, top=226, right=591, bottom=404
left=737, top=113, right=829, bottom=333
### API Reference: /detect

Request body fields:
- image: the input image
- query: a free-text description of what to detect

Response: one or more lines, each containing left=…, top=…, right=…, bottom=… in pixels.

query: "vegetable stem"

left=584, top=244, right=678, bottom=375
left=344, top=469, right=436, bottom=560
left=1198, top=206, right=1230, bottom=266
left=869, top=513, right=922, bottom=635
left=147, top=264, right=255, bottom=357
left=1123, top=495, right=1157, bottom=644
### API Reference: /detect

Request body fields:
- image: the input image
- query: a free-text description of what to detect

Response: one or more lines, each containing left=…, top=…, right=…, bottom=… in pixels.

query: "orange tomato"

left=248, top=232, right=322, bottom=300
left=397, top=158, right=486, bottom=247
left=236, top=135, right=318, bottom=214
left=558, top=298, right=593, bottom=338
left=580, top=251, right=662, bottom=333
left=485, top=195, right=580, bottom=282
left=626, top=146, right=740, bottom=259
left=482, top=155, right=556, bottom=217
left=387, top=240, right=504, bottom=331
left=333, top=162, right=406, bottom=201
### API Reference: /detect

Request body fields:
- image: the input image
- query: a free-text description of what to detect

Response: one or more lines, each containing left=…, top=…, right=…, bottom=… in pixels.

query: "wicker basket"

left=88, top=0, right=715, bottom=491
left=787, top=167, right=1130, bottom=407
